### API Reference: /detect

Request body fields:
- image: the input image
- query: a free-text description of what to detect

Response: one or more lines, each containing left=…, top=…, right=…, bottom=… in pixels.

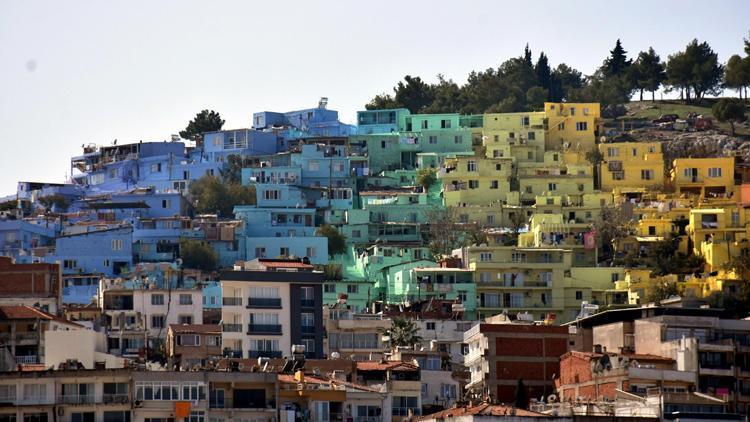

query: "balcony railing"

left=247, top=350, right=282, bottom=359
left=247, top=324, right=282, bottom=335
left=222, top=324, right=243, bottom=333
left=300, top=299, right=315, bottom=308
left=301, top=325, right=316, bottom=334
left=222, top=297, right=242, bottom=306
left=57, top=395, right=95, bottom=405
left=223, top=349, right=242, bottom=358
left=15, top=355, right=38, bottom=364
left=102, top=394, right=129, bottom=404
left=247, top=298, right=281, bottom=308
left=209, top=398, right=275, bottom=410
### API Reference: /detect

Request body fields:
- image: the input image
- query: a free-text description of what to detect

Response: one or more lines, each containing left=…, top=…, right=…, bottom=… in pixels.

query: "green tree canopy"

left=180, top=110, right=225, bottom=144
left=724, top=55, right=750, bottom=101
left=180, top=239, right=218, bottom=272
left=712, top=98, right=747, bottom=136
left=188, top=175, right=255, bottom=217
left=387, top=317, right=422, bottom=347
left=316, top=225, right=347, bottom=257
left=632, top=47, right=666, bottom=102
left=667, top=39, right=723, bottom=102
left=415, top=168, right=437, bottom=193
left=601, top=39, right=632, bottom=78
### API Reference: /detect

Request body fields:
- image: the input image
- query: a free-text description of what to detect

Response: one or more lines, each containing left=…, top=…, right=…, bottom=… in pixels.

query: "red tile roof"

left=259, top=260, right=314, bottom=269
left=0, top=305, right=83, bottom=327
left=418, top=403, right=549, bottom=419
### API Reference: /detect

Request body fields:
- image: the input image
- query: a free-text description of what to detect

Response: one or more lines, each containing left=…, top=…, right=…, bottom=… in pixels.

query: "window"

left=102, top=411, right=130, bottom=422
left=161, top=199, right=171, bottom=209
left=150, top=163, right=162, bottom=173
left=179, top=315, right=193, bottom=324
left=186, top=411, right=204, bottom=422
left=479, top=272, right=491, bottom=282
left=527, top=151, right=534, bottom=160
left=301, top=313, right=315, bottom=328
left=71, top=413, right=95, bottom=422
left=467, top=161, right=477, bottom=172
left=641, top=169, right=653, bottom=180
left=279, top=247, right=289, bottom=256
left=151, top=315, right=165, bottom=329
left=487, top=214, right=495, bottom=224
left=22, top=415, right=48, bottom=422
left=548, top=183, right=557, bottom=191
left=306, top=247, right=316, bottom=257
left=357, top=406, right=381, bottom=419
left=527, top=131, right=535, bottom=140
left=63, top=259, right=78, bottom=269
left=441, top=384, right=457, bottom=398
left=426, top=322, right=436, bottom=330
left=302, top=338, right=315, bottom=353
left=457, top=290, right=467, bottom=302
left=347, top=284, right=358, bottom=294
left=454, top=135, right=463, bottom=144
left=151, top=294, right=164, bottom=305
left=352, top=229, right=361, bottom=238
left=428, top=135, right=437, bottom=144
left=468, top=180, right=479, bottom=189
left=263, top=190, right=280, bottom=200
left=509, top=132, right=515, bottom=139
left=708, top=168, right=722, bottom=178
left=421, top=383, right=428, bottom=398
left=441, top=119, right=452, bottom=129
left=575, top=291, right=583, bottom=300
left=178, top=335, right=200, bottom=346
left=324, top=284, right=336, bottom=293
left=570, top=107, right=576, bottom=116
left=250, top=339, right=279, bottom=352
left=179, top=294, right=193, bottom=305
left=493, top=135, right=499, bottom=142
left=607, top=147, right=619, bottom=157
left=521, top=116, right=530, bottom=126
left=111, top=239, right=123, bottom=251
left=308, top=160, right=320, bottom=171
left=23, top=384, right=45, bottom=402
left=392, top=396, right=419, bottom=416
left=254, top=247, right=266, bottom=258
left=558, top=122, right=564, bottom=130
left=576, top=122, right=588, bottom=131
left=421, top=120, right=428, bottom=129
left=479, top=252, right=492, bottom=262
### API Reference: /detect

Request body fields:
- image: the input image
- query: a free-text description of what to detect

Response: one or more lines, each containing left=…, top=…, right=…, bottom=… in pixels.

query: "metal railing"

left=222, top=324, right=243, bottom=333
left=102, top=394, right=130, bottom=404
left=247, top=350, right=282, bottom=359
left=247, top=324, right=282, bottom=335
left=15, top=355, right=38, bottom=364
left=301, top=325, right=316, bottom=334
left=57, top=395, right=95, bottom=405
left=222, top=297, right=242, bottom=306
left=300, top=299, right=315, bottom=308
left=247, top=298, right=281, bottom=308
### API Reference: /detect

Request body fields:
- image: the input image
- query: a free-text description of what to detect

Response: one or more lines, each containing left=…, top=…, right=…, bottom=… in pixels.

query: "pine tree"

left=535, top=52, right=552, bottom=91
left=602, top=39, right=631, bottom=77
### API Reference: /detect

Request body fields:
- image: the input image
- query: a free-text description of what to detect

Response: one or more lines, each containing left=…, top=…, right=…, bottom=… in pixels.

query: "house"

left=0, top=257, right=62, bottom=315
left=220, top=259, right=325, bottom=359
left=599, top=141, right=664, bottom=192
left=355, top=360, right=423, bottom=419
left=52, top=226, right=133, bottom=277
left=166, top=324, right=222, bottom=370
left=323, top=306, right=390, bottom=360
left=671, top=156, right=736, bottom=198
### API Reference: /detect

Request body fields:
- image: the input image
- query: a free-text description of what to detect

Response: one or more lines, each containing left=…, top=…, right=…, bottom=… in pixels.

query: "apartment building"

left=97, top=278, right=203, bottom=358
left=220, top=259, right=325, bottom=360
left=323, top=305, right=390, bottom=361
left=671, top=156, right=736, bottom=197
left=0, top=257, right=61, bottom=314
left=464, top=314, right=568, bottom=406
left=166, top=324, right=222, bottom=370
left=599, top=141, right=664, bottom=192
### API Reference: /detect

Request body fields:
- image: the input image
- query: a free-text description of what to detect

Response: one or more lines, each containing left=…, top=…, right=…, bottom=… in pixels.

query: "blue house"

left=202, top=129, right=278, bottom=165
left=0, top=217, right=58, bottom=259
left=16, top=182, right=85, bottom=213
left=62, top=274, right=101, bottom=305
left=202, top=281, right=222, bottom=309
left=51, top=226, right=133, bottom=276
left=252, top=99, right=356, bottom=148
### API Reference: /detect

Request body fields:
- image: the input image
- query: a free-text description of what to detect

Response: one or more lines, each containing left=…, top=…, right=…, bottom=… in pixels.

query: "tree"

left=425, top=207, right=488, bottom=258
left=507, top=210, right=528, bottom=245
left=365, top=93, right=401, bottom=110
left=221, top=154, right=244, bottom=184
left=394, top=76, right=435, bottom=113
left=632, top=48, right=666, bottom=102
left=423, top=75, right=466, bottom=114
left=534, top=52, right=552, bottom=92
left=646, top=280, right=679, bottom=304
left=594, top=206, right=635, bottom=261
left=38, top=195, right=70, bottom=212
left=525, top=86, right=548, bottom=110
left=724, top=55, right=750, bottom=101
left=180, top=239, right=218, bottom=272
left=667, top=40, right=723, bottom=103
left=514, top=379, right=528, bottom=409
left=316, top=225, right=347, bottom=257
left=415, top=168, right=437, bottom=193
left=189, top=175, right=255, bottom=217
left=387, top=317, right=422, bottom=347
left=602, top=39, right=632, bottom=78
left=180, top=110, right=224, bottom=144
left=550, top=63, right=584, bottom=102
left=0, top=200, right=17, bottom=212
left=712, top=98, right=747, bottom=136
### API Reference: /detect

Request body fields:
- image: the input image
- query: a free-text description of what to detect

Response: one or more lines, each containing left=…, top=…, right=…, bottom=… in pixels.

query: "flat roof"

left=219, top=270, right=325, bottom=283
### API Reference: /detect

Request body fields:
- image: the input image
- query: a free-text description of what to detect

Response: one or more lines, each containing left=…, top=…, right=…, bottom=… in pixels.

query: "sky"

left=0, top=0, right=748, bottom=195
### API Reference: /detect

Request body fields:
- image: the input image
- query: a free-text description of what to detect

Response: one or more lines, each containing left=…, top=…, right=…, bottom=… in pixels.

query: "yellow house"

left=544, top=102, right=601, bottom=153
left=517, top=162, right=594, bottom=204
left=670, top=157, right=735, bottom=197
left=482, top=112, right=546, bottom=161
left=441, top=156, right=513, bottom=206
left=599, top=141, right=664, bottom=192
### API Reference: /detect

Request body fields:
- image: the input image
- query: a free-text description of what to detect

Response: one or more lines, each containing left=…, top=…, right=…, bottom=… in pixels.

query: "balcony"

left=223, top=349, right=242, bottom=358
left=300, top=299, right=315, bottom=308
left=247, top=298, right=281, bottom=309
left=222, top=297, right=242, bottom=306
left=247, top=350, right=282, bottom=359
left=301, top=325, right=316, bottom=334
left=209, top=397, right=275, bottom=410
left=101, top=394, right=129, bottom=404
left=222, top=324, right=243, bottom=333
left=57, top=395, right=95, bottom=405
left=247, top=324, right=282, bottom=335
left=15, top=355, right=38, bottom=364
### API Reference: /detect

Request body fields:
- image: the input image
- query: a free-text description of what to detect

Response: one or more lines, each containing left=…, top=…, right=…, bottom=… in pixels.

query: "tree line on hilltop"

left=366, top=34, right=750, bottom=117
